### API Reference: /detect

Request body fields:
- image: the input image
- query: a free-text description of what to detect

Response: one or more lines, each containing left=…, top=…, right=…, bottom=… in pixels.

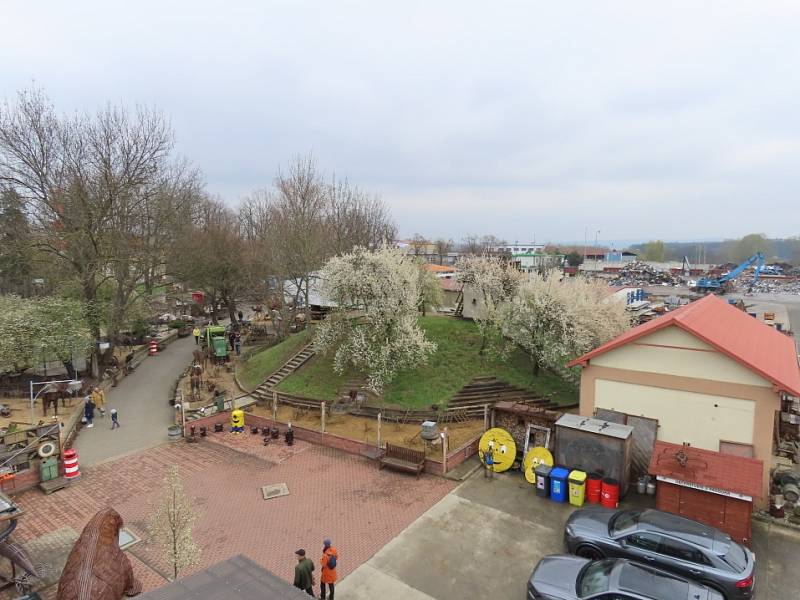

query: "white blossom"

left=315, top=247, right=437, bottom=393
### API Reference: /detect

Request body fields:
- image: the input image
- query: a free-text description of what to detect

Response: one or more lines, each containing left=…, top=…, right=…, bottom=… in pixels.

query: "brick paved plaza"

left=8, top=433, right=456, bottom=597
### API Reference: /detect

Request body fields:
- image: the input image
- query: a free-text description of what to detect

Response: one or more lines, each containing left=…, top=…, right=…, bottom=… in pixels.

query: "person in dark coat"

left=293, top=549, right=315, bottom=595
left=84, top=396, right=96, bottom=428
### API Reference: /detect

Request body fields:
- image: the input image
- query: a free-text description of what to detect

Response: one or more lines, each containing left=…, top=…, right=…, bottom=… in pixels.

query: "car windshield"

left=610, top=510, right=640, bottom=535
left=722, top=542, right=748, bottom=571
left=579, top=560, right=614, bottom=597
left=619, top=562, right=689, bottom=600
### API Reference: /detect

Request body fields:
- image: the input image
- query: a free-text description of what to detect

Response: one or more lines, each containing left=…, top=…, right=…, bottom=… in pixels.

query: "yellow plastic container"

left=568, top=470, right=588, bottom=507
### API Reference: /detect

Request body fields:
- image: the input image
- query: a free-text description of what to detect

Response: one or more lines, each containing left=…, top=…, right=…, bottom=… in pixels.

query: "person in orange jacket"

left=320, top=538, right=338, bottom=600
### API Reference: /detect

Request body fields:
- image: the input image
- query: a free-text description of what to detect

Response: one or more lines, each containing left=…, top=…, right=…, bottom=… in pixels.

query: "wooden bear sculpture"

left=57, top=508, right=142, bottom=600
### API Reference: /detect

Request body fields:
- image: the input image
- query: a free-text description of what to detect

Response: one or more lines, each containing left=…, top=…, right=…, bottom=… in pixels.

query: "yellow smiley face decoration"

left=523, top=446, right=554, bottom=484
left=478, top=428, right=516, bottom=473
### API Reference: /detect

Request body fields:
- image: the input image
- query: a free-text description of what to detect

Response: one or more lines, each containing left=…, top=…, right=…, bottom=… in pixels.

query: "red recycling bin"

left=586, top=473, right=603, bottom=504
left=601, top=477, right=620, bottom=509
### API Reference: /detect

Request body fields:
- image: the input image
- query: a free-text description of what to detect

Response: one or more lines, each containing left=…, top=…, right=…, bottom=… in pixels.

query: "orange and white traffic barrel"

left=149, top=339, right=158, bottom=356
left=63, top=449, right=80, bottom=480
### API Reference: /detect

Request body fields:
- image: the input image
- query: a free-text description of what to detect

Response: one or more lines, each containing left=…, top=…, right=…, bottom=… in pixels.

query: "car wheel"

left=575, top=545, right=605, bottom=560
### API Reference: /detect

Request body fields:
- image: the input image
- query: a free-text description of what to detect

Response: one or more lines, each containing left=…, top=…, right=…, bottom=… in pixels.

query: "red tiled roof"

left=568, top=294, right=800, bottom=396
left=424, top=264, right=456, bottom=273
left=648, top=441, right=763, bottom=499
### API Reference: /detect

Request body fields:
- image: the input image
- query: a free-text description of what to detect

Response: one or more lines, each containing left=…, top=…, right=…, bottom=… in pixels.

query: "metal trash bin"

left=568, top=470, right=587, bottom=507
left=535, top=464, right=552, bottom=498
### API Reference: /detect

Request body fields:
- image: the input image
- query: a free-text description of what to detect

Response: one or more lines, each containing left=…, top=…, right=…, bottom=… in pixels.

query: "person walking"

left=237, top=310, right=244, bottom=323
left=228, top=330, right=236, bottom=351
left=91, top=386, right=106, bottom=417
left=320, top=539, right=338, bottom=600
left=192, top=326, right=201, bottom=345
left=110, top=408, right=120, bottom=429
left=83, top=396, right=96, bottom=429
left=234, top=332, right=241, bottom=356
left=293, top=549, right=315, bottom=596
left=480, top=446, right=494, bottom=479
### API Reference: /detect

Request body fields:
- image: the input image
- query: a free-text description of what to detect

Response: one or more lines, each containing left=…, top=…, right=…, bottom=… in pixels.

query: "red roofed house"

left=568, top=294, right=800, bottom=507
left=648, top=441, right=763, bottom=544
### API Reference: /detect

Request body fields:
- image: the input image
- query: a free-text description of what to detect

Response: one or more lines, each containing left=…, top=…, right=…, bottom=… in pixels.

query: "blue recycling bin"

left=550, top=467, right=570, bottom=503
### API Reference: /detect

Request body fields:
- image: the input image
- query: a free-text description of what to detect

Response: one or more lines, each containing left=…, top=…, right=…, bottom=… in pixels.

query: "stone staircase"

left=250, top=343, right=316, bottom=403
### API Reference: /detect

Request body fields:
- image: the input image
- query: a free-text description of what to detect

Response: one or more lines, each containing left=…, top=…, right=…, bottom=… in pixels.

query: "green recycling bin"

left=40, top=457, right=58, bottom=482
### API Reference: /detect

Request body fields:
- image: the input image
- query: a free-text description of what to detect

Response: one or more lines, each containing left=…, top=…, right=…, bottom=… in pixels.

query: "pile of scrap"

left=744, top=279, right=800, bottom=295
left=610, top=262, right=680, bottom=286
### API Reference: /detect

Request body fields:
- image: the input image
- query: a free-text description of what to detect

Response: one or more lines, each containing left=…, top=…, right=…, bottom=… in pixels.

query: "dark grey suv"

left=527, top=555, right=724, bottom=600
left=564, top=508, right=754, bottom=599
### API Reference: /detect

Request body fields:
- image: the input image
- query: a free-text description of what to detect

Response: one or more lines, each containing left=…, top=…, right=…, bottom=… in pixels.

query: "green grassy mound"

left=275, top=316, right=577, bottom=408
left=237, top=328, right=312, bottom=391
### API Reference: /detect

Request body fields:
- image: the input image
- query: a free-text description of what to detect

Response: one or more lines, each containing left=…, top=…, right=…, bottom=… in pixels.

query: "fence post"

left=321, top=401, right=326, bottom=435
left=272, top=391, right=278, bottom=423
left=483, top=404, right=489, bottom=431
left=442, top=427, right=449, bottom=475
left=377, top=411, right=382, bottom=448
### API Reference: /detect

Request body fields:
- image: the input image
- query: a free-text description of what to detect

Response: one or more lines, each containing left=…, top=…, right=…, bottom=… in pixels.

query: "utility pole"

left=595, top=230, right=601, bottom=269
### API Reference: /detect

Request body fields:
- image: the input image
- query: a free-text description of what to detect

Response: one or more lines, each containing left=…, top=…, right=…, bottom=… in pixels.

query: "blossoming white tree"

left=455, top=256, right=523, bottom=354
left=0, top=295, right=91, bottom=375
left=148, top=466, right=200, bottom=580
left=315, top=247, right=437, bottom=393
left=496, top=273, right=632, bottom=375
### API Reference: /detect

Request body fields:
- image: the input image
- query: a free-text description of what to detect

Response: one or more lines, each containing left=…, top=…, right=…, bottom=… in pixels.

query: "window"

left=579, top=560, right=614, bottom=596
left=626, top=533, right=662, bottom=553
left=659, top=538, right=706, bottom=564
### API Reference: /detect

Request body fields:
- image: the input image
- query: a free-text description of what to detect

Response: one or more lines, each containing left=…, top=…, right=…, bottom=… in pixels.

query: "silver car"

left=564, top=508, right=754, bottom=600
left=527, top=555, right=724, bottom=600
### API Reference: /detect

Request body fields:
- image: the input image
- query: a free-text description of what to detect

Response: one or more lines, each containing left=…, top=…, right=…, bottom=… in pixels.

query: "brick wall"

left=185, top=411, right=480, bottom=475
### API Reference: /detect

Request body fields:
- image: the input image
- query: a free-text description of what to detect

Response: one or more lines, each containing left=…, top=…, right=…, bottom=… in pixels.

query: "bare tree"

left=0, top=88, right=187, bottom=347
left=434, top=238, right=453, bottom=265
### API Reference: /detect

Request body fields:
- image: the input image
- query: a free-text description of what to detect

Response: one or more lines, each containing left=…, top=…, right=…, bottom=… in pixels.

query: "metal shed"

left=555, top=414, right=634, bottom=496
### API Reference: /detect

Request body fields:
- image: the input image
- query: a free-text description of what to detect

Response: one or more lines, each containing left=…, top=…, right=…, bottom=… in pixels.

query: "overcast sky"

left=3, top=1, right=799, bottom=245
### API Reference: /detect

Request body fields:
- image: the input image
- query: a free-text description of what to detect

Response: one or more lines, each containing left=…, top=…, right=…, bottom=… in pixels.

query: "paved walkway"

left=74, top=334, right=197, bottom=466
left=9, top=436, right=455, bottom=598
left=339, top=470, right=800, bottom=600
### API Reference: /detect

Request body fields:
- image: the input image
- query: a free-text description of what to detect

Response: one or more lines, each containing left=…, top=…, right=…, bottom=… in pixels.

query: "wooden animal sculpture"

left=57, top=508, right=142, bottom=600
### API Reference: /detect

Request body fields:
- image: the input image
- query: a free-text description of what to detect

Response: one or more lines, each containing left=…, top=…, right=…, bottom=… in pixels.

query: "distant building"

left=491, top=242, right=545, bottom=255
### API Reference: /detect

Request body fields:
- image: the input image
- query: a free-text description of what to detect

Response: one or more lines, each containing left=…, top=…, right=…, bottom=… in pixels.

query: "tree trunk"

left=532, top=359, right=540, bottom=376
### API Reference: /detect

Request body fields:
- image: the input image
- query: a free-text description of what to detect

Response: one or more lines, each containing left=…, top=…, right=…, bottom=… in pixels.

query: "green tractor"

left=204, top=325, right=229, bottom=362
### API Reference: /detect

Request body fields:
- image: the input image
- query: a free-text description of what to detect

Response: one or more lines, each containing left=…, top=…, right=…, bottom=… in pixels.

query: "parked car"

left=527, top=555, right=724, bottom=600
left=564, top=508, right=754, bottom=599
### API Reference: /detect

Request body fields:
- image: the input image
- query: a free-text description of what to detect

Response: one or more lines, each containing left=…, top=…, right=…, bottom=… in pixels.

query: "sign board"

left=655, top=475, right=753, bottom=502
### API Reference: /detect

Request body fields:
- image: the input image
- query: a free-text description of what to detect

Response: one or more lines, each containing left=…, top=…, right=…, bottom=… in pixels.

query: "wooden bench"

left=378, top=443, right=425, bottom=477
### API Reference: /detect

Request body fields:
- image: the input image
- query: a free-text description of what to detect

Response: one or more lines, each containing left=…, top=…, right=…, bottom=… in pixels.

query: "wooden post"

left=321, top=401, right=326, bottom=434
left=377, top=412, right=382, bottom=448
left=483, top=404, right=489, bottom=431
left=272, top=391, right=278, bottom=423
left=442, top=427, right=449, bottom=475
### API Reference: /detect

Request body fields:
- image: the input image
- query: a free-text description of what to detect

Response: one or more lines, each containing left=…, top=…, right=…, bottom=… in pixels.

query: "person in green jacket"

left=293, top=549, right=315, bottom=595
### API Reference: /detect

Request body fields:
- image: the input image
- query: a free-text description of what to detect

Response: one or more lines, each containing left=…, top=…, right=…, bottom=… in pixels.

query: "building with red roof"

left=568, top=294, right=800, bottom=507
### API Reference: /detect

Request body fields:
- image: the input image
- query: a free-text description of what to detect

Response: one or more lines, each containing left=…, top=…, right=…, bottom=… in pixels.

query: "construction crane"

left=694, top=252, right=765, bottom=294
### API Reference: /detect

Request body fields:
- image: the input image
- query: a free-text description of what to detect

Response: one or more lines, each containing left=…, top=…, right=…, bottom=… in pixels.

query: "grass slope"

left=276, top=316, right=577, bottom=408
left=237, top=328, right=312, bottom=391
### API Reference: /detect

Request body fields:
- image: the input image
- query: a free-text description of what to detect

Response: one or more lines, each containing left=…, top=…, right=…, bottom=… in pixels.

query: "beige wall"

left=579, top=362, right=780, bottom=508
left=595, top=379, right=755, bottom=449
left=591, top=326, right=772, bottom=388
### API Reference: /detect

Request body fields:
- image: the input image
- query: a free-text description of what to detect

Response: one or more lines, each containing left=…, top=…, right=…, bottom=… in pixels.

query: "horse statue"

left=57, top=508, right=142, bottom=600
